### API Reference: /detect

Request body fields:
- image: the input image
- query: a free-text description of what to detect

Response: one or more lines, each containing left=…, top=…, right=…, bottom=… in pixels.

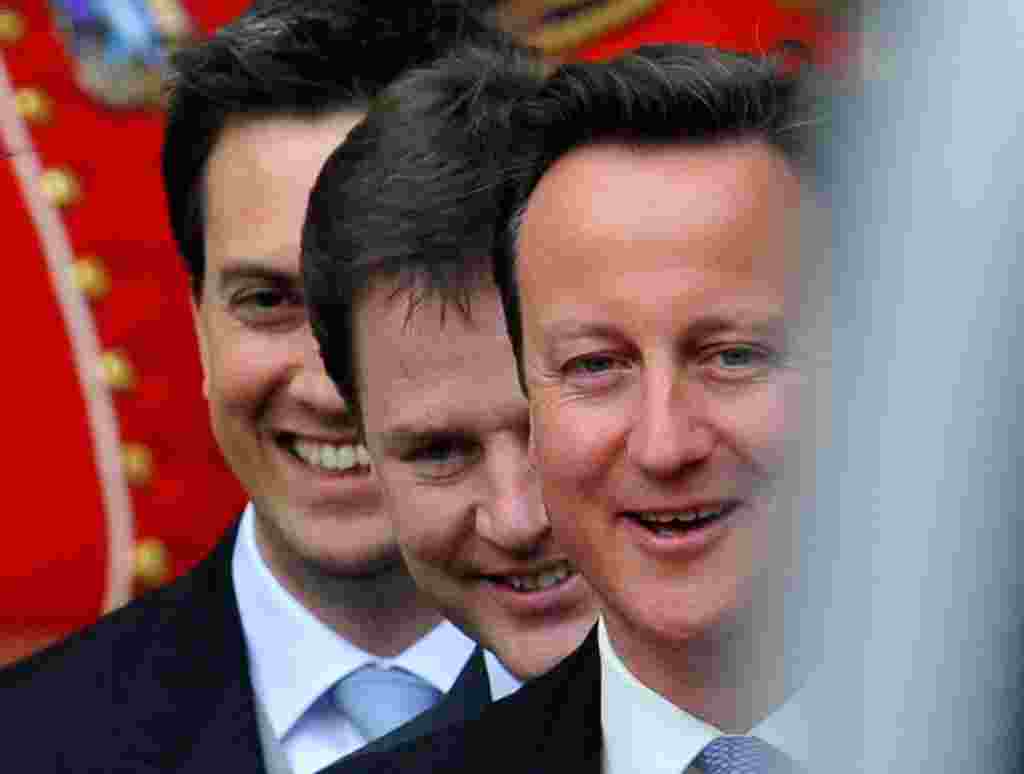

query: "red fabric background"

left=572, top=0, right=834, bottom=63
left=1, top=0, right=248, bottom=662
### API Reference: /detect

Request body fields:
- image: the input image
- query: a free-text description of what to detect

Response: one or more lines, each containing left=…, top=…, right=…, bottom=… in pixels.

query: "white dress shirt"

left=599, top=618, right=809, bottom=774
left=483, top=649, right=522, bottom=701
left=232, top=504, right=477, bottom=774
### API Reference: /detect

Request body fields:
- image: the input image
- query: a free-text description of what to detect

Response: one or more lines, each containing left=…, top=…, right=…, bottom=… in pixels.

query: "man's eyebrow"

left=685, top=313, right=788, bottom=341
left=540, top=320, right=624, bottom=341
left=376, top=419, right=470, bottom=447
left=541, top=314, right=786, bottom=341
left=214, top=260, right=299, bottom=292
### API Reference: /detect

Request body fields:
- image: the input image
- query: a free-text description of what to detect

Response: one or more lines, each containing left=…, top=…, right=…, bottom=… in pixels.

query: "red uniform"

left=0, top=0, right=247, bottom=665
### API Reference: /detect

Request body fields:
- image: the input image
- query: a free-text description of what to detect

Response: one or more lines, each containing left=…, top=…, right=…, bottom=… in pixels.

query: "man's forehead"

left=357, top=284, right=523, bottom=426
left=524, top=137, right=800, bottom=227
left=516, top=138, right=805, bottom=299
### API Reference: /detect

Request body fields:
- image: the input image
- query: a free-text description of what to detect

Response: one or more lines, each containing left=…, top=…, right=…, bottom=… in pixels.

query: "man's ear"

left=190, top=296, right=210, bottom=400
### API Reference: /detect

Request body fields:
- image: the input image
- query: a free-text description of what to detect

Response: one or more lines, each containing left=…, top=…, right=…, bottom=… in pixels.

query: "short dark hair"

left=302, top=43, right=545, bottom=422
left=162, top=0, right=507, bottom=295
left=491, top=44, right=830, bottom=383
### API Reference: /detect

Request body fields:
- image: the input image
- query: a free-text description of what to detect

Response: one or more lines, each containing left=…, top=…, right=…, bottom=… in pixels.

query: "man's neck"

left=605, top=614, right=794, bottom=733
left=253, top=518, right=442, bottom=657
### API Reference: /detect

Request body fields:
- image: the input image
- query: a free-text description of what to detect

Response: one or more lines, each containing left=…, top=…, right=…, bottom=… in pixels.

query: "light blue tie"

left=695, top=736, right=801, bottom=774
left=330, top=664, right=443, bottom=742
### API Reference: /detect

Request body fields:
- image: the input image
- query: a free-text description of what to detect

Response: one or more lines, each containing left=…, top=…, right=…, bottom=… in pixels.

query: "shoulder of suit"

left=0, top=528, right=238, bottom=691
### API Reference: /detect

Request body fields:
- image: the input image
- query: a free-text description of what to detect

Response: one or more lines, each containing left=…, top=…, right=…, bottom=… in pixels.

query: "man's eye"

left=562, top=354, right=623, bottom=376
left=236, top=288, right=286, bottom=308
left=717, top=347, right=760, bottom=367
left=708, top=346, right=778, bottom=376
left=231, top=287, right=303, bottom=324
left=402, top=438, right=477, bottom=479
left=408, top=440, right=459, bottom=462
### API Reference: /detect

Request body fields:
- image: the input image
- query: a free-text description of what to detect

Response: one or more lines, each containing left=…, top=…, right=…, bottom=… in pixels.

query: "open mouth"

left=279, top=434, right=372, bottom=475
left=625, top=503, right=737, bottom=537
left=486, top=560, right=577, bottom=593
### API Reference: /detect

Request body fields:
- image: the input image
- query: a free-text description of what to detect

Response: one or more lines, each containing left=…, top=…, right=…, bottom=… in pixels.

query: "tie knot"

left=696, top=736, right=799, bottom=774
left=330, top=664, right=443, bottom=743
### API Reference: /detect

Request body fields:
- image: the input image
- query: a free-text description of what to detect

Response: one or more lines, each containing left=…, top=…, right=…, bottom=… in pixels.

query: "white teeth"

left=321, top=445, right=337, bottom=468
left=505, top=562, right=573, bottom=592
left=337, top=446, right=355, bottom=469
left=635, top=508, right=724, bottom=525
left=291, top=440, right=371, bottom=473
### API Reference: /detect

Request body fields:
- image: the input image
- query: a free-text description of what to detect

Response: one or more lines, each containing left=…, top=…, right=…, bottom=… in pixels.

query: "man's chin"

left=310, top=547, right=409, bottom=582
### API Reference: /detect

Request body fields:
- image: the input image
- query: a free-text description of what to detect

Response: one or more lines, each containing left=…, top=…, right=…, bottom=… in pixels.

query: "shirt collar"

left=751, top=670, right=812, bottom=765
left=598, top=618, right=808, bottom=774
left=483, top=649, right=523, bottom=701
left=232, top=504, right=475, bottom=741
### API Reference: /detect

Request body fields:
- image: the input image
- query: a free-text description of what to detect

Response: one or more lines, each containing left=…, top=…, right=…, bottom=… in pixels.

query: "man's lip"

left=479, top=561, right=584, bottom=599
left=619, top=501, right=740, bottom=558
left=476, top=559, right=576, bottom=580
left=621, top=502, right=740, bottom=527
left=274, top=430, right=361, bottom=445
left=620, top=499, right=739, bottom=516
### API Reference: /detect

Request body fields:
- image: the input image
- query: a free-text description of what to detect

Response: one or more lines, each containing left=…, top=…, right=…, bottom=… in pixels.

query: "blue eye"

left=408, top=439, right=460, bottom=463
left=717, top=347, right=760, bottom=367
left=706, top=346, right=781, bottom=381
left=566, top=354, right=617, bottom=374
left=401, top=437, right=478, bottom=480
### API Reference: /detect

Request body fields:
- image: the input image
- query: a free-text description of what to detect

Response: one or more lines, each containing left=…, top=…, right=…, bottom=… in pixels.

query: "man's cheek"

left=534, top=403, right=619, bottom=487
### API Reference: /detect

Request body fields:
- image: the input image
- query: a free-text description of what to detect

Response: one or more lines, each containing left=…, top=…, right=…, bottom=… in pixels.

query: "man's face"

left=194, top=113, right=401, bottom=581
left=356, top=283, right=596, bottom=678
left=516, top=139, right=808, bottom=670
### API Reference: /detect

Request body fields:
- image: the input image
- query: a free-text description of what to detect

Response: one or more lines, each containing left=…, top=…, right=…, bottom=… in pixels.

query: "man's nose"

left=627, top=369, right=715, bottom=479
left=288, top=330, right=349, bottom=415
left=475, top=439, right=550, bottom=556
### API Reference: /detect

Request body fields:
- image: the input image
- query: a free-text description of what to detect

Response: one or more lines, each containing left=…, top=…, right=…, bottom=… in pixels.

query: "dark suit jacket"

left=1, top=525, right=266, bottom=773
left=321, top=627, right=603, bottom=774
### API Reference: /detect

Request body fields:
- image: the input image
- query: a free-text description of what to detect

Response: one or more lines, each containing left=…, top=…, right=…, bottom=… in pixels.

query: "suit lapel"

left=125, top=523, right=267, bottom=773
left=527, top=626, right=604, bottom=773
left=425, top=645, right=492, bottom=729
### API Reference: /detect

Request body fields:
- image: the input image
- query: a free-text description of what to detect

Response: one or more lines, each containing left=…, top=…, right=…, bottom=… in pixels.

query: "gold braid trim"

left=526, top=0, right=662, bottom=55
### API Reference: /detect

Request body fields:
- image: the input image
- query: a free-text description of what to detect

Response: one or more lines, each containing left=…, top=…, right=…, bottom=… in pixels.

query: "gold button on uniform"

left=72, top=256, right=112, bottom=300
left=15, top=88, right=54, bottom=125
left=0, top=9, right=26, bottom=46
left=134, top=538, right=170, bottom=588
left=100, top=350, right=137, bottom=391
left=39, top=168, right=81, bottom=208
left=121, top=443, right=154, bottom=487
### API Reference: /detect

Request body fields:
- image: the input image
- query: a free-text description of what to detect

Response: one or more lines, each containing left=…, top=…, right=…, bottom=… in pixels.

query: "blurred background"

left=0, top=0, right=841, bottom=664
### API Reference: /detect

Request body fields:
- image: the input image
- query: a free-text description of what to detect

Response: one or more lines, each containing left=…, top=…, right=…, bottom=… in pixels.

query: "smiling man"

left=332, top=42, right=828, bottom=774
left=301, top=42, right=596, bottom=709
left=164, top=4, right=510, bottom=772
left=0, top=4, right=513, bottom=773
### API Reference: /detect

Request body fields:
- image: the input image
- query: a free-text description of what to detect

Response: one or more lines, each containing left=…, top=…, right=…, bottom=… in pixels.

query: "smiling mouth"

left=486, top=560, right=577, bottom=593
left=626, top=503, right=737, bottom=537
left=280, top=434, right=372, bottom=474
